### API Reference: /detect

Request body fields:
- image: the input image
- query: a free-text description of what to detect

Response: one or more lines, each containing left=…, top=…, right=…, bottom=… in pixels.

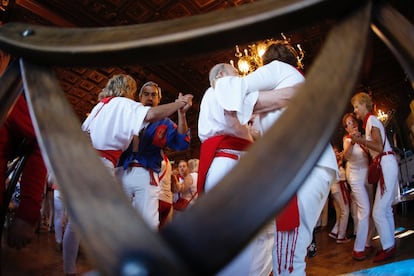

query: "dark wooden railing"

left=0, top=0, right=413, bottom=275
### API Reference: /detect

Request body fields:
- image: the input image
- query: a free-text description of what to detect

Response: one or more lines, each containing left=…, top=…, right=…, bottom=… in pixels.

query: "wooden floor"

left=307, top=201, right=414, bottom=276
left=2, top=201, right=414, bottom=275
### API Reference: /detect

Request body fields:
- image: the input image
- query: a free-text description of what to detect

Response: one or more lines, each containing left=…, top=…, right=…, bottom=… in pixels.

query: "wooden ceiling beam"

left=16, top=0, right=76, bottom=27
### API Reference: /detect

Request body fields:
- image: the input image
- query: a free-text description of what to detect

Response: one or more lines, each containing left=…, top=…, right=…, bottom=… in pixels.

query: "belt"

left=380, top=151, right=394, bottom=157
left=215, top=151, right=239, bottom=160
left=129, top=163, right=144, bottom=168
left=128, top=163, right=158, bottom=186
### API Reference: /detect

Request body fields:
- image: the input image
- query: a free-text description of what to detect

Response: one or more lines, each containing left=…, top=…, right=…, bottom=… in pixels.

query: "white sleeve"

left=214, top=76, right=248, bottom=112
left=237, top=91, right=258, bottom=125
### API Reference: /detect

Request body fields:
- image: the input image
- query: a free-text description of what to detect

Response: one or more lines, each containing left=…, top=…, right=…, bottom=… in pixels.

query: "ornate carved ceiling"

left=2, top=0, right=414, bottom=159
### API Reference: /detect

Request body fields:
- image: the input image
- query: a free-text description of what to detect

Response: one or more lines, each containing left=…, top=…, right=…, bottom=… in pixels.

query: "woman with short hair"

left=350, top=92, right=398, bottom=262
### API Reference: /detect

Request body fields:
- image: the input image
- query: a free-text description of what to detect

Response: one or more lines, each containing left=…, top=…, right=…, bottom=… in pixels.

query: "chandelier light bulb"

left=235, top=45, right=242, bottom=58
left=256, top=43, right=267, bottom=58
left=237, top=57, right=250, bottom=75
left=231, top=34, right=305, bottom=75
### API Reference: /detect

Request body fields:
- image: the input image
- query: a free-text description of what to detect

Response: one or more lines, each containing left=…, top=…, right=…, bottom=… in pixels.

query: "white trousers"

left=349, top=191, right=358, bottom=235
left=116, top=166, right=160, bottom=230
left=206, top=156, right=273, bottom=276
left=63, top=157, right=114, bottom=274
left=63, top=220, right=80, bottom=274
left=347, top=167, right=374, bottom=252
left=272, top=166, right=335, bottom=276
left=53, top=189, right=65, bottom=244
left=373, top=155, right=398, bottom=250
left=331, top=191, right=350, bottom=239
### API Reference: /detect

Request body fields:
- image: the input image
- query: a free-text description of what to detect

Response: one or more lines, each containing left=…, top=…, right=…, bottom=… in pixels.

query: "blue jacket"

left=118, top=118, right=190, bottom=173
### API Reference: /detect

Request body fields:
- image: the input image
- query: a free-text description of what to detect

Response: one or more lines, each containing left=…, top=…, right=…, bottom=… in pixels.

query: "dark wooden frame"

left=0, top=0, right=413, bottom=275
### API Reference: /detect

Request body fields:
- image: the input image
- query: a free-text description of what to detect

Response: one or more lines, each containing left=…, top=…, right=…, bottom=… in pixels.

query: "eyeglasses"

left=142, top=92, right=159, bottom=98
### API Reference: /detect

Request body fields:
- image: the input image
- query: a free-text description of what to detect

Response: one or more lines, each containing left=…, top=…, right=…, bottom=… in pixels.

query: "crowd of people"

left=1, top=41, right=400, bottom=276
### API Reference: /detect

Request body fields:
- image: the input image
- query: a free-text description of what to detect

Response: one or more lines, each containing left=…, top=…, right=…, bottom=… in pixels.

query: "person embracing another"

left=350, top=92, right=398, bottom=262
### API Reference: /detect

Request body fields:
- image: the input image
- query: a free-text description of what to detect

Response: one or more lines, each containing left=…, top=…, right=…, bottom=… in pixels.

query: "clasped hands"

left=350, top=130, right=364, bottom=145
left=176, top=92, right=193, bottom=112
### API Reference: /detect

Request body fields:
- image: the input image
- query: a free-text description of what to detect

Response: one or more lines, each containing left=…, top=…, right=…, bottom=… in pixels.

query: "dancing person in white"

left=116, top=81, right=191, bottom=230
left=329, top=148, right=351, bottom=244
left=172, top=160, right=198, bottom=212
left=342, top=112, right=374, bottom=260
left=198, top=63, right=299, bottom=276
left=212, top=42, right=338, bottom=275
left=47, top=174, right=66, bottom=252
left=350, top=92, right=398, bottom=262
left=62, top=74, right=193, bottom=276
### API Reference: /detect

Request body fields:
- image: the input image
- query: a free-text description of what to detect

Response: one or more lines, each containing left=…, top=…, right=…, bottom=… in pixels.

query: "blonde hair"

left=98, top=74, right=137, bottom=100
left=351, top=92, right=373, bottom=112
left=188, top=158, right=199, bottom=173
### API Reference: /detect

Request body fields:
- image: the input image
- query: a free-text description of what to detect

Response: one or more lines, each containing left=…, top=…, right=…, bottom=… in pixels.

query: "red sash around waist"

left=374, top=151, right=394, bottom=196
left=97, top=149, right=122, bottom=167
left=197, top=135, right=252, bottom=194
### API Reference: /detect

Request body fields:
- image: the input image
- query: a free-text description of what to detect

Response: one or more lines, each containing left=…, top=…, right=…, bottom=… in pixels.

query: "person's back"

left=82, top=75, right=192, bottom=170
left=84, top=97, right=149, bottom=152
left=246, top=60, right=304, bottom=131
left=64, top=75, right=192, bottom=275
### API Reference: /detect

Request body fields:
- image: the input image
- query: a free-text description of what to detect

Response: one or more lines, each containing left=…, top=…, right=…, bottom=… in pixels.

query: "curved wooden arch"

left=0, top=0, right=413, bottom=275
left=0, top=0, right=363, bottom=66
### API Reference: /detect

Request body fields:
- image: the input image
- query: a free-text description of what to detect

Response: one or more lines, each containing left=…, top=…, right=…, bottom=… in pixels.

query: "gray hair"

left=138, top=81, right=162, bottom=99
left=209, top=63, right=228, bottom=88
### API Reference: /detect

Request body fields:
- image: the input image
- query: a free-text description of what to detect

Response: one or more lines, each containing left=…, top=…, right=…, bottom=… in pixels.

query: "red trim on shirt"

left=362, top=112, right=374, bottom=129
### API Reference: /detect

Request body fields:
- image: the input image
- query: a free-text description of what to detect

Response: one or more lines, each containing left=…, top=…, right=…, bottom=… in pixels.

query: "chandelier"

left=377, top=109, right=388, bottom=122
left=230, top=33, right=305, bottom=75
left=376, top=108, right=395, bottom=127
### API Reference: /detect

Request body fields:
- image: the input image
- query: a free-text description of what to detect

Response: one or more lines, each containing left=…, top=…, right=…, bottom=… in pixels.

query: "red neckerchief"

left=101, top=96, right=114, bottom=104
left=362, top=112, right=374, bottom=129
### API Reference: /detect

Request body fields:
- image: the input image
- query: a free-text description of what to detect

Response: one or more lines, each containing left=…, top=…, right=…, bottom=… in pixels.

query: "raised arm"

left=173, top=174, right=193, bottom=193
left=253, top=85, right=299, bottom=114
left=145, top=94, right=193, bottom=123
left=177, top=92, right=190, bottom=134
